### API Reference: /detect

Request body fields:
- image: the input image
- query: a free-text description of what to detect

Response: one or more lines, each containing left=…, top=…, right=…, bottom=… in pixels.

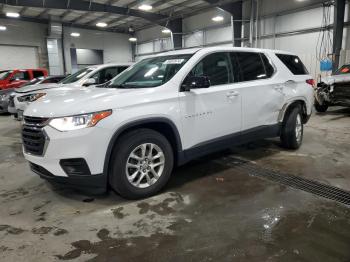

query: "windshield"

left=0, top=70, right=12, bottom=80
left=21, top=77, right=44, bottom=87
left=334, top=64, right=350, bottom=75
left=109, top=54, right=192, bottom=88
left=59, top=68, right=95, bottom=84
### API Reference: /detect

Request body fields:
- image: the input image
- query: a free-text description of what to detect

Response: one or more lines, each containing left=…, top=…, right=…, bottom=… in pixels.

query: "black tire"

left=314, top=99, right=328, bottom=112
left=109, top=128, right=174, bottom=200
left=280, top=106, right=304, bottom=150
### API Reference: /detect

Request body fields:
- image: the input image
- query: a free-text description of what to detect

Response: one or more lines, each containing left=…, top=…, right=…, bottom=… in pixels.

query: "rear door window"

left=276, top=54, right=308, bottom=75
left=234, top=52, right=268, bottom=81
left=32, top=70, right=45, bottom=78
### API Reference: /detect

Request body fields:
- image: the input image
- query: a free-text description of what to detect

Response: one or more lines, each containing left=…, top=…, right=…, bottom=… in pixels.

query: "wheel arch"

left=103, top=117, right=184, bottom=178
left=278, top=99, right=309, bottom=124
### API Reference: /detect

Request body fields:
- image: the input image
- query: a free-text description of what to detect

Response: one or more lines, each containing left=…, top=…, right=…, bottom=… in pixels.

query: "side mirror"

left=83, top=78, right=96, bottom=87
left=181, top=76, right=210, bottom=91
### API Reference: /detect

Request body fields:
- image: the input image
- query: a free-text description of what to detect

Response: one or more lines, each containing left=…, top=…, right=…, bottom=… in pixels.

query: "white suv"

left=11, top=63, right=132, bottom=120
left=22, top=47, right=314, bottom=199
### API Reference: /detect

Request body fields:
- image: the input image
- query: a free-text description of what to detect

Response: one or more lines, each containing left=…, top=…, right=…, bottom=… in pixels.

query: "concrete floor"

left=1, top=108, right=350, bottom=262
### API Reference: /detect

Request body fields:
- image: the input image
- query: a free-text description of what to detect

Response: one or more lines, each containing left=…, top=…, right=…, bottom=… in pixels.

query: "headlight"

left=17, top=93, right=46, bottom=103
left=0, top=94, right=8, bottom=100
left=49, top=110, right=112, bottom=131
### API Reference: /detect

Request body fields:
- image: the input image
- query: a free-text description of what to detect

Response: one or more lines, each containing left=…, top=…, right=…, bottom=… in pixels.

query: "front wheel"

left=109, top=128, right=174, bottom=199
left=280, top=106, right=304, bottom=149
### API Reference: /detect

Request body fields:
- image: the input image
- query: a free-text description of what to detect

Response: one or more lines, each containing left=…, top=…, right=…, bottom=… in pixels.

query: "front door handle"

left=226, top=91, right=239, bottom=98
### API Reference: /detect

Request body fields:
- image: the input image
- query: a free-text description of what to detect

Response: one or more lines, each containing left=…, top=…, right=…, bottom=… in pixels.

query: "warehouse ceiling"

left=0, top=0, right=232, bottom=33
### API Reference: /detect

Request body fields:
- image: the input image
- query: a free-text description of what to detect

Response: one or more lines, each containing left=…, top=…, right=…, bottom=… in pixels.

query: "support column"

left=204, top=0, right=243, bottom=47
left=332, top=0, right=345, bottom=72
left=224, top=0, right=243, bottom=47
left=168, top=18, right=183, bottom=50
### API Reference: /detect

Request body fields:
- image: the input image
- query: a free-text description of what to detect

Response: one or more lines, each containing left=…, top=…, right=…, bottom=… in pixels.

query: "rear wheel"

left=280, top=106, right=304, bottom=149
left=314, top=99, right=328, bottom=112
left=109, top=128, right=174, bottom=199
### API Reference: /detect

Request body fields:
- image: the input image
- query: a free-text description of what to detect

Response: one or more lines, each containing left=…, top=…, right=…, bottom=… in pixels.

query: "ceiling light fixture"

left=212, top=16, right=224, bottom=22
left=96, top=22, right=108, bottom=28
left=70, top=32, right=80, bottom=37
left=6, top=12, right=20, bottom=18
left=162, top=28, right=171, bottom=34
left=0, top=26, right=7, bottom=31
left=138, top=4, right=153, bottom=11
left=129, top=37, right=137, bottom=42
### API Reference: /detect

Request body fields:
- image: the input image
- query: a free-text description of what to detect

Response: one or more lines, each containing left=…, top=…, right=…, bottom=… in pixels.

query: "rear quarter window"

left=276, top=54, right=308, bottom=75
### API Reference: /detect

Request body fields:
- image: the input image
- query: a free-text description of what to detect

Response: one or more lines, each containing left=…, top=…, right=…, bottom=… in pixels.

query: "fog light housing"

left=60, top=158, right=91, bottom=176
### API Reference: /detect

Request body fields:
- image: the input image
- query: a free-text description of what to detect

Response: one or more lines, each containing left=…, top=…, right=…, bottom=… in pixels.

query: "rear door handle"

left=285, top=80, right=295, bottom=84
left=274, top=85, right=284, bottom=91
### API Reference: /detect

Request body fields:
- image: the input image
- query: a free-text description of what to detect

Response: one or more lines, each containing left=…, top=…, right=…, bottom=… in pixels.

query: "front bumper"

left=30, top=162, right=106, bottom=194
left=23, top=125, right=113, bottom=194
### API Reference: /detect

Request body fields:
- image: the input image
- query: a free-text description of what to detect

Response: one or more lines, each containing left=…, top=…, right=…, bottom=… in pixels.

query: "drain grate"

left=224, top=157, right=350, bottom=206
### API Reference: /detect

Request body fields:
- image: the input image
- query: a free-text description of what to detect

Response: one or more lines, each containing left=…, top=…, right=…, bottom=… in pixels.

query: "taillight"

left=306, top=79, right=316, bottom=88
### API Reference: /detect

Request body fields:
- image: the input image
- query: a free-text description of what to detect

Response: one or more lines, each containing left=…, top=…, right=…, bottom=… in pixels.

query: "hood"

left=323, top=74, right=350, bottom=85
left=15, top=83, right=60, bottom=94
left=24, top=87, right=157, bottom=118
left=0, top=80, right=7, bottom=88
left=0, top=88, right=14, bottom=96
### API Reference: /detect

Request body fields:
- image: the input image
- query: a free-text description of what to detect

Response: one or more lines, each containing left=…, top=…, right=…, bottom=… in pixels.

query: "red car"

left=0, top=69, right=48, bottom=90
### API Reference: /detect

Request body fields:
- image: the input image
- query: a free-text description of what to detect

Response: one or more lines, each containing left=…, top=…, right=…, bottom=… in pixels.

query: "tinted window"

left=33, top=70, right=45, bottom=78
left=190, top=52, right=232, bottom=86
left=12, top=71, right=30, bottom=80
left=60, top=67, right=94, bottom=84
left=42, top=77, right=64, bottom=83
left=21, top=77, right=44, bottom=86
left=276, top=54, right=308, bottom=75
left=234, top=52, right=267, bottom=81
left=261, top=54, right=274, bottom=77
left=103, top=67, right=119, bottom=82
left=118, top=66, right=129, bottom=74
left=91, top=67, right=120, bottom=85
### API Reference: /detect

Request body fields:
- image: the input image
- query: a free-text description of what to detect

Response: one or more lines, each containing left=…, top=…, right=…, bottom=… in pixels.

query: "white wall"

left=135, top=0, right=350, bottom=79
left=0, top=18, right=132, bottom=74
left=0, top=18, right=48, bottom=69
left=63, top=27, right=132, bottom=73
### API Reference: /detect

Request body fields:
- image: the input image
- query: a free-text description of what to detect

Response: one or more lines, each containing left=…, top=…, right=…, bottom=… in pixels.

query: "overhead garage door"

left=0, top=45, right=39, bottom=70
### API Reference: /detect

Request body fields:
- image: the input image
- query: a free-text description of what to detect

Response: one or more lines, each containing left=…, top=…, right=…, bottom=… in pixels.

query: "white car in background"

left=11, top=63, right=132, bottom=119
left=22, top=47, right=314, bottom=199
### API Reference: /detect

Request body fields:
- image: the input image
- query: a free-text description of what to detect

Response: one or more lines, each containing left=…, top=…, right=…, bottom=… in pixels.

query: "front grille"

left=22, top=116, right=49, bottom=156
left=23, top=116, right=49, bottom=126
left=9, top=95, right=15, bottom=107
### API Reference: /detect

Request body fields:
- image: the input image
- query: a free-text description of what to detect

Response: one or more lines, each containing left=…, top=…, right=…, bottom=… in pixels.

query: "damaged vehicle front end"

left=314, top=64, right=350, bottom=112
